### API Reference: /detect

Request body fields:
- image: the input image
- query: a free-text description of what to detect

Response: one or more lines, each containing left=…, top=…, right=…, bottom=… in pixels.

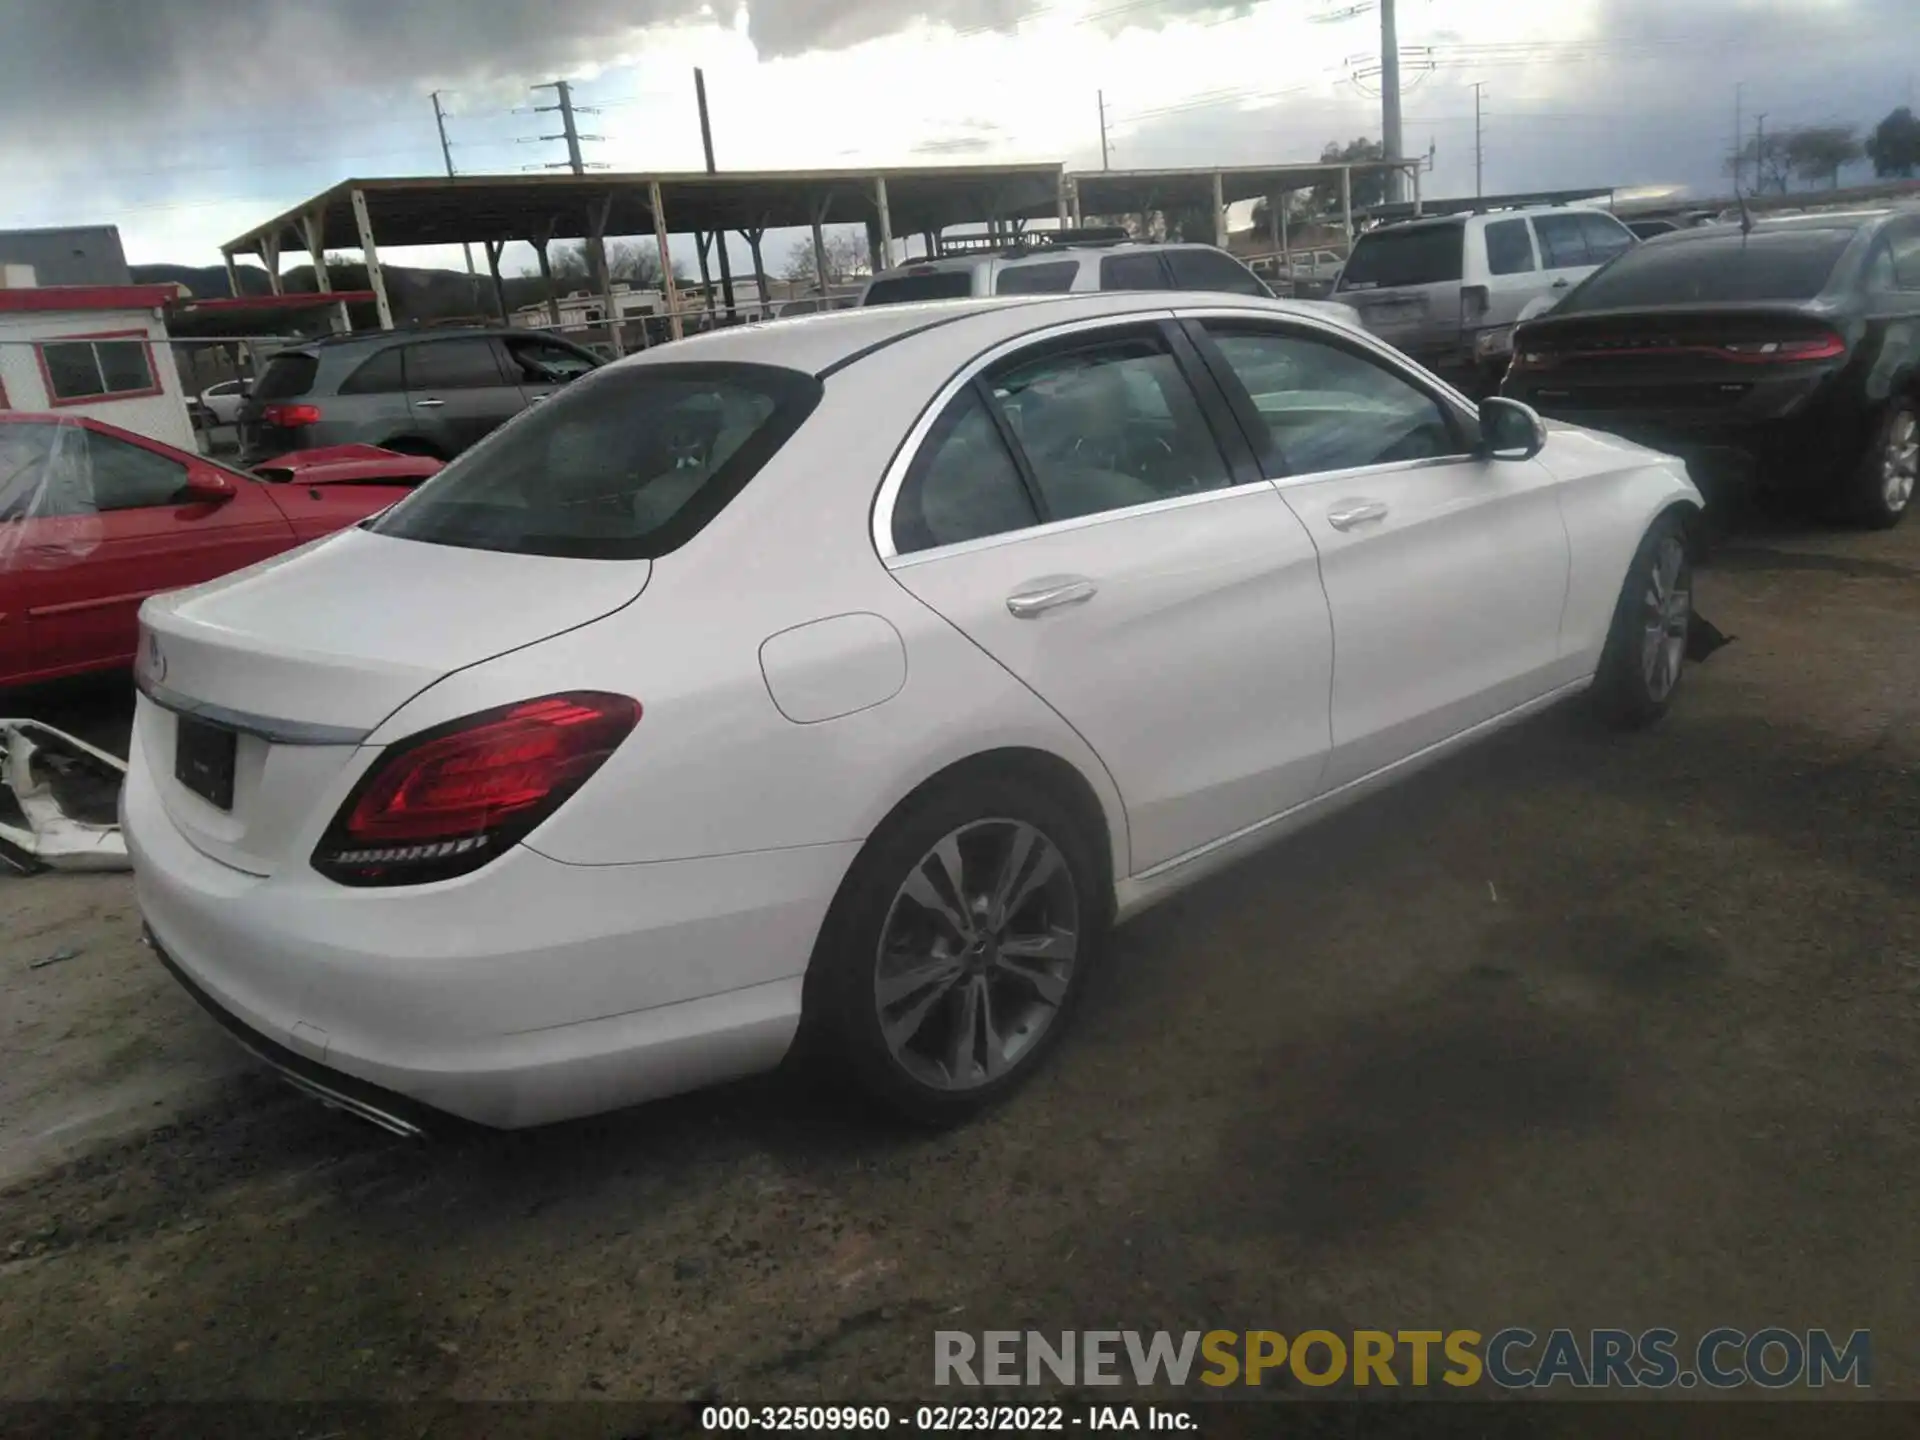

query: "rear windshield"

left=253, top=352, right=318, bottom=400
left=1561, top=228, right=1857, bottom=309
left=368, top=363, right=821, bottom=559
left=1339, top=224, right=1464, bottom=289
left=864, top=271, right=975, bottom=305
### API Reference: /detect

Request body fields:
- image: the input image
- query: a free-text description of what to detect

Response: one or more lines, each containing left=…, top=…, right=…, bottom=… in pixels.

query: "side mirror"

left=1479, top=396, right=1547, bottom=461
left=182, top=469, right=236, bottom=503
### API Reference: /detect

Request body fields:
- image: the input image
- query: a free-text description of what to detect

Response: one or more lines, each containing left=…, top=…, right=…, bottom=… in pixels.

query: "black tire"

left=1847, top=399, right=1917, bottom=530
left=1591, top=511, right=1694, bottom=730
left=804, top=771, right=1109, bottom=1126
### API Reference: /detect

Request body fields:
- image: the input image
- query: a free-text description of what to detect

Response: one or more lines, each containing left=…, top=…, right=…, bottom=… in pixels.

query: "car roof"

left=608, top=291, right=1366, bottom=378
left=867, top=239, right=1221, bottom=278
left=1640, top=210, right=1893, bottom=246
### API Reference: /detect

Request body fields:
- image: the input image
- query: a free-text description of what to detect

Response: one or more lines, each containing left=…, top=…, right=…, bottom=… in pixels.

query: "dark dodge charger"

left=1503, top=208, right=1920, bottom=528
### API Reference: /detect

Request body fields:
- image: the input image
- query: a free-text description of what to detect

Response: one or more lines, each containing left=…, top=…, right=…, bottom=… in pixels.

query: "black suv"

left=238, top=328, right=602, bottom=463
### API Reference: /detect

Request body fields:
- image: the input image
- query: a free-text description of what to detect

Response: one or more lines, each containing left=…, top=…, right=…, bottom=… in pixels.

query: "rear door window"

left=405, top=338, right=509, bottom=391
left=1338, top=225, right=1464, bottom=288
left=1099, top=252, right=1172, bottom=290
left=1483, top=219, right=1537, bottom=275
left=995, top=261, right=1079, bottom=295
left=338, top=347, right=406, bottom=395
left=1576, top=212, right=1635, bottom=265
left=863, top=271, right=976, bottom=305
left=370, top=363, right=821, bottom=559
left=253, top=352, right=318, bottom=400
left=892, top=389, right=1039, bottom=553
left=1532, top=214, right=1593, bottom=269
left=1164, top=248, right=1269, bottom=296
left=502, top=336, right=599, bottom=384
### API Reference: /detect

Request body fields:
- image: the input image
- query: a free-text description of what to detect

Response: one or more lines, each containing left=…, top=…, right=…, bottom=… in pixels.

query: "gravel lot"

left=1, top=509, right=1915, bottom=1406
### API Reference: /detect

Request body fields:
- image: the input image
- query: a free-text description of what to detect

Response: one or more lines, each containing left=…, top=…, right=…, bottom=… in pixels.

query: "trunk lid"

left=135, top=526, right=648, bottom=875
left=1510, top=303, right=1847, bottom=411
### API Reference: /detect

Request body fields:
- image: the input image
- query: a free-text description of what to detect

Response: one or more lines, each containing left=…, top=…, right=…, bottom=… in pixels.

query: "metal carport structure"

left=1063, top=159, right=1424, bottom=261
left=220, top=164, right=1068, bottom=348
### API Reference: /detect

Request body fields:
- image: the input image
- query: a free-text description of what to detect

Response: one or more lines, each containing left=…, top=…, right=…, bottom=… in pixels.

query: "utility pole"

left=1380, top=0, right=1404, bottom=204
left=430, top=92, right=477, bottom=277
left=1732, top=81, right=1744, bottom=191
left=532, top=78, right=589, bottom=175
left=531, top=79, right=610, bottom=329
left=1756, top=112, right=1769, bottom=194
left=1471, top=82, right=1486, bottom=197
left=695, top=68, right=737, bottom=319
left=1098, top=90, right=1110, bottom=170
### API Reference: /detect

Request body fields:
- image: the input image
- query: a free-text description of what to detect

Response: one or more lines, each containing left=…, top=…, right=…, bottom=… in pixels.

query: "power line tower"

left=1471, top=82, right=1486, bottom=197
left=530, top=79, right=604, bottom=176
left=1380, top=0, right=1403, bottom=203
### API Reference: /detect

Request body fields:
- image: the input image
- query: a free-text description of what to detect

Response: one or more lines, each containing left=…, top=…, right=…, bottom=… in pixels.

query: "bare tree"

left=780, top=232, right=871, bottom=286
left=1725, top=132, right=1794, bottom=194
left=521, top=240, right=684, bottom=285
left=1785, top=125, right=1865, bottom=189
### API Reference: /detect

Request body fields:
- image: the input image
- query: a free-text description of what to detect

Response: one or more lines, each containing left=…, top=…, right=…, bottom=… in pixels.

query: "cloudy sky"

left=0, top=0, right=1910, bottom=275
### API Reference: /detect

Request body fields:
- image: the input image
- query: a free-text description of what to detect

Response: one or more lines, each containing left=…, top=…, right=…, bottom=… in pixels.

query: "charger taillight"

left=312, top=692, right=640, bottom=886
left=263, top=402, right=323, bottom=427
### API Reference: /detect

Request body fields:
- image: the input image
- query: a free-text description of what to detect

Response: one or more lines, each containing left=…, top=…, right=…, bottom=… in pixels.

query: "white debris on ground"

left=0, top=720, right=129, bottom=874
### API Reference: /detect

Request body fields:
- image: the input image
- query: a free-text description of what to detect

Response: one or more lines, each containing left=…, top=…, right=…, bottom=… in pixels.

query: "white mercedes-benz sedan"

left=124, top=292, right=1702, bottom=1133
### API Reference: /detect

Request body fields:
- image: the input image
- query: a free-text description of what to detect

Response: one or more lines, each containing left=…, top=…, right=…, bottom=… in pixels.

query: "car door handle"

left=1326, top=500, right=1389, bottom=531
left=1551, top=279, right=1571, bottom=289
left=528, top=392, right=551, bottom=403
left=414, top=397, right=446, bottom=408
left=1006, top=577, right=1097, bottom=618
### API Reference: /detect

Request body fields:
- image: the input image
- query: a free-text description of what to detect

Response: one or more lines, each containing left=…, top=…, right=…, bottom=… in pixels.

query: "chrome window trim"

left=136, top=673, right=371, bottom=747
left=870, top=301, right=1496, bottom=569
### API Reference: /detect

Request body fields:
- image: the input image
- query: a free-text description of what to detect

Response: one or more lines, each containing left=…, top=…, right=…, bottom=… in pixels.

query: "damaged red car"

left=0, top=415, right=439, bottom=688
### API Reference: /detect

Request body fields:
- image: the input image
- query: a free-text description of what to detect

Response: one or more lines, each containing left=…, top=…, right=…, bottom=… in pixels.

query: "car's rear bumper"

left=124, top=751, right=857, bottom=1129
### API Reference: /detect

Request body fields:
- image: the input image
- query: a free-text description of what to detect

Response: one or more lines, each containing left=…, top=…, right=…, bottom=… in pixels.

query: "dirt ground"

left=1, top=510, right=1915, bottom=1406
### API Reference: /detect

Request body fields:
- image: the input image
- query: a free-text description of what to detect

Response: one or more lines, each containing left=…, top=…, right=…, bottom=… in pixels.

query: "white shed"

left=0, top=281, right=195, bottom=450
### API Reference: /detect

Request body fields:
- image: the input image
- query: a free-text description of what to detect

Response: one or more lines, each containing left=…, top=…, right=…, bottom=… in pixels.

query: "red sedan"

left=0, top=414, right=440, bottom=688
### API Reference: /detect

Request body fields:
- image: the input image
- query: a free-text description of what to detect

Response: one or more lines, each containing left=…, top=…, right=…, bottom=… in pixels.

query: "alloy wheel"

left=1883, top=408, right=1918, bottom=514
left=1641, top=534, right=1691, bottom=703
left=873, top=819, right=1080, bottom=1092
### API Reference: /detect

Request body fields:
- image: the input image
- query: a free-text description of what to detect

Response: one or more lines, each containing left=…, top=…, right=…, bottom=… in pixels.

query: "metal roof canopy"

left=1065, top=160, right=1419, bottom=220
left=221, top=164, right=1068, bottom=347
left=223, top=165, right=1066, bottom=257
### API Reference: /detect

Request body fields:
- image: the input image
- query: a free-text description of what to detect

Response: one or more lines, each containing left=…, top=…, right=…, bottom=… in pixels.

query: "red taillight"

left=312, top=692, right=640, bottom=886
left=263, top=402, right=323, bottom=427
left=1716, top=333, right=1847, bottom=362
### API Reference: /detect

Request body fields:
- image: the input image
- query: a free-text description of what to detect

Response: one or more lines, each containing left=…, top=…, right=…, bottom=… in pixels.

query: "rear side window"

left=253, top=352, right=318, bottom=400
left=1561, top=229, right=1857, bottom=309
left=892, top=388, right=1039, bottom=553
left=1339, top=226, right=1464, bottom=288
left=864, top=271, right=975, bottom=305
left=338, top=347, right=405, bottom=395
left=503, top=336, right=599, bottom=383
left=370, top=363, right=821, bottom=559
left=1483, top=219, right=1536, bottom=275
left=1165, top=248, right=1269, bottom=296
left=406, top=338, right=508, bottom=391
left=1577, top=213, right=1634, bottom=265
left=1099, top=252, right=1171, bottom=289
left=1532, top=214, right=1592, bottom=269
left=995, top=261, right=1079, bottom=295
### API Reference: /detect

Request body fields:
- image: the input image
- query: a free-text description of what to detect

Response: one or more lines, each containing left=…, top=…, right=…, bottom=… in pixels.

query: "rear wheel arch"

left=863, top=747, right=1117, bottom=903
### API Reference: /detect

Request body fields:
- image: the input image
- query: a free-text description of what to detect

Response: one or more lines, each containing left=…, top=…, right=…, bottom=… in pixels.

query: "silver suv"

left=1332, top=206, right=1638, bottom=390
left=859, top=231, right=1270, bottom=306
left=238, top=328, right=602, bottom=463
